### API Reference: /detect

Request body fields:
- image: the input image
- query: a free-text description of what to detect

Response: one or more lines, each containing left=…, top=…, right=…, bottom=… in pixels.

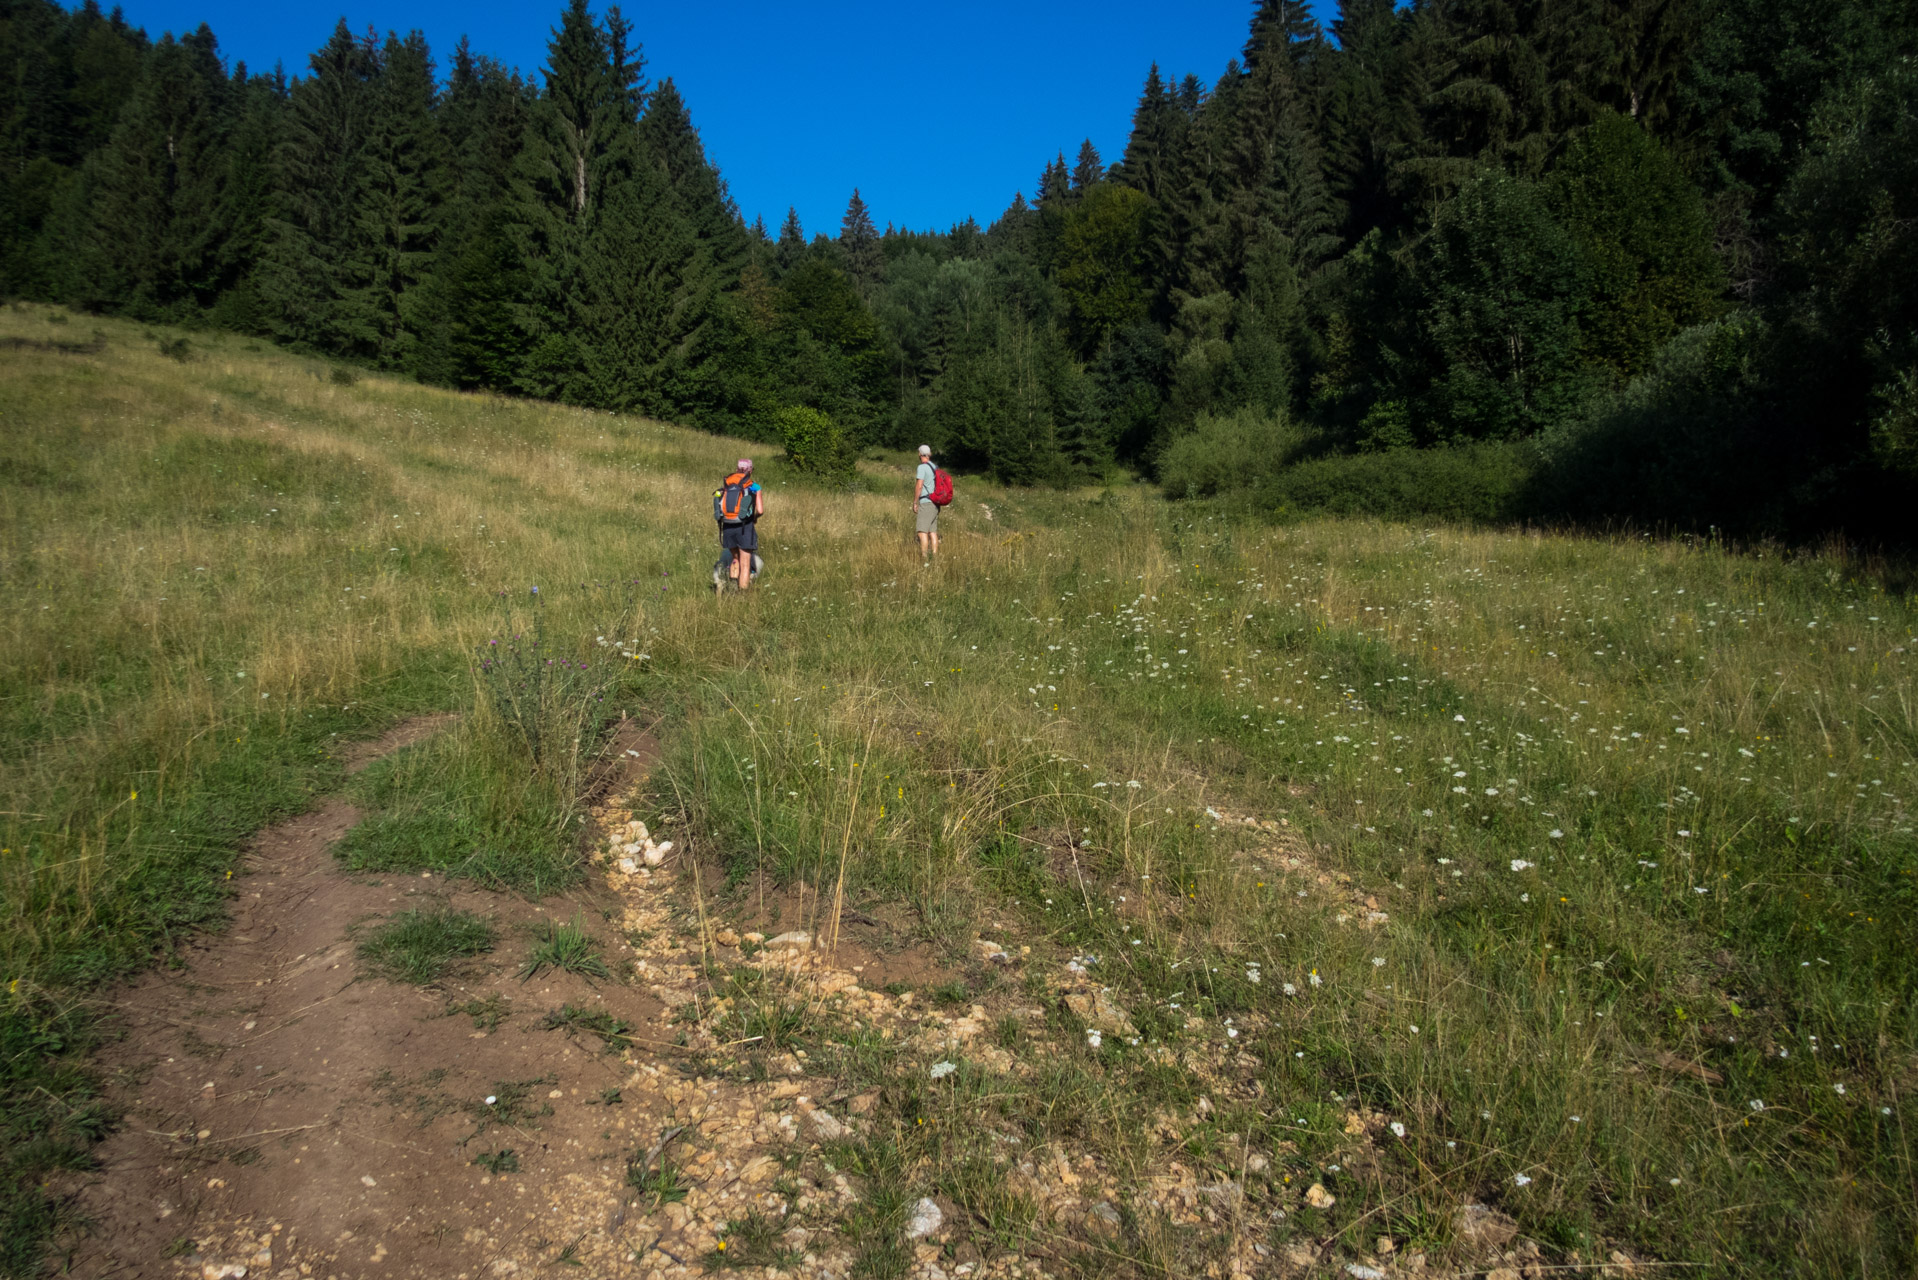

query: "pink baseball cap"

left=737, top=458, right=753, bottom=472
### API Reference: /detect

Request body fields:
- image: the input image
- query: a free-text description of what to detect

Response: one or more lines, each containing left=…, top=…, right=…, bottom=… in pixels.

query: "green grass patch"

left=337, top=733, right=582, bottom=894
left=518, top=915, right=611, bottom=983
left=470, top=1148, right=519, bottom=1175
left=539, top=1003, right=633, bottom=1052
left=356, top=907, right=495, bottom=984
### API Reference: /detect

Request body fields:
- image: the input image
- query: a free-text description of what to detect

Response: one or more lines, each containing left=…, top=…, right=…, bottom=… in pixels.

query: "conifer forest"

left=3, top=0, right=1916, bottom=540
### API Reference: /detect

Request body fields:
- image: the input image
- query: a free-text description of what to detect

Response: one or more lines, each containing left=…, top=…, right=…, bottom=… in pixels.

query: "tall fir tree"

left=838, top=187, right=882, bottom=291
left=1072, top=139, right=1105, bottom=191
left=352, top=30, right=442, bottom=369
left=76, top=27, right=230, bottom=316
left=257, top=20, right=380, bottom=354
left=774, top=205, right=806, bottom=275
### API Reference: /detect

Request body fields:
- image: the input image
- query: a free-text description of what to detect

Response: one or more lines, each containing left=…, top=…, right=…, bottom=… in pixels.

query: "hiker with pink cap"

left=713, top=459, right=763, bottom=593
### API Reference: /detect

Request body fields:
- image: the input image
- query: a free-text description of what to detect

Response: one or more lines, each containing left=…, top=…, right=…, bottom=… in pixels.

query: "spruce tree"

left=775, top=206, right=806, bottom=275
left=413, top=43, right=533, bottom=389
left=78, top=27, right=231, bottom=317
left=1321, top=0, right=1419, bottom=242
left=1116, top=65, right=1185, bottom=204
left=208, top=63, right=286, bottom=331
left=639, top=76, right=749, bottom=283
left=838, top=188, right=882, bottom=290
left=1072, top=139, right=1105, bottom=191
left=257, top=19, right=380, bottom=354
left=353, top=30, right=442, bottom=369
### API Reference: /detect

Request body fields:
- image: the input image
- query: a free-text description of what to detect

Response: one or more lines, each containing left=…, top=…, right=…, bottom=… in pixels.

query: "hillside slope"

left=1, top=308, right=1914, bottom=1278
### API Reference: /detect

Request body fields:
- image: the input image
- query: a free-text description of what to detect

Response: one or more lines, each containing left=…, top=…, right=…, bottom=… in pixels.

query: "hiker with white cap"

left=912, top=444, right=952, bottom=564
left=715, top=458, right=763, bottom=592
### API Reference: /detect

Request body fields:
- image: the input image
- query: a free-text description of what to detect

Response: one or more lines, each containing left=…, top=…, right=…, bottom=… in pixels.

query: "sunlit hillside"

left=1, top=308, right=1913, bottom=1278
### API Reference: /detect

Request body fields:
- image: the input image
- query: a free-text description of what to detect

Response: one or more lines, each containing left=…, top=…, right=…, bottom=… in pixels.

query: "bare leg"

left=734, top=547, right=751, bottom=591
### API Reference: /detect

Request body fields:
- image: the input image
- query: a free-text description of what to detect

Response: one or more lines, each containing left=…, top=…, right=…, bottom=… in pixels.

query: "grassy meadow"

left=1, top=305, right=1914, bottom=1277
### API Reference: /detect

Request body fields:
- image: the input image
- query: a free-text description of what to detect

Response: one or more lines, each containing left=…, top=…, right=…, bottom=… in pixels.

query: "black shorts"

left=721, top=522, right=758, bottom=553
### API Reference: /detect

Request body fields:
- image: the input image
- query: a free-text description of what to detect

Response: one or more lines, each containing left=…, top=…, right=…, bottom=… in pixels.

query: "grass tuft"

left=356, top=907, right=495, bottom=984
left=518, top=915, right=611, bottom=983
left=539, top=1003, right=633, bottom=1053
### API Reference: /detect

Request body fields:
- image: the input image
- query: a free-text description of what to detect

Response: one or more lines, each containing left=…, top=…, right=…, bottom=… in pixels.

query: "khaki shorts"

left=916, top=500, right=939, bottom=534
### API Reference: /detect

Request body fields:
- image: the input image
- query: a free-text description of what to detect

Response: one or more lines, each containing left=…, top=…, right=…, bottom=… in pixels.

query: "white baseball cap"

left=917, top=445, right=931, bottom=457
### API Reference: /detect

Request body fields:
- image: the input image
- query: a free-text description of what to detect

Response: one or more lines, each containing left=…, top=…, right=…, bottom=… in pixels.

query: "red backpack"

left=929, top=467, right=954, bottom=507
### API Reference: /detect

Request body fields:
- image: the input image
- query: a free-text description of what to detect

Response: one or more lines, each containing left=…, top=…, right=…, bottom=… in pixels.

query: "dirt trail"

left=64, top=719, right=973, bottom=1280
left=63, top=717, right=1421, bottom=1280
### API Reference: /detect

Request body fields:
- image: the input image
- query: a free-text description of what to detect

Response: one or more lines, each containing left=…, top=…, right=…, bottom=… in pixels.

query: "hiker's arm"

left=754, top=489, right=764, bottom=518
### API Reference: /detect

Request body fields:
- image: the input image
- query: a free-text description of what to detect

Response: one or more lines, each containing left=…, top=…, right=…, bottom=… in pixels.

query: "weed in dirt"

left=356, top=907, right=495, bottom=984
left=471, top=1148, right=520, bottom=1175
left=443, top=992, right=512, bottom=1030
left=722, top=970, right=810, bottom=1050
left=519, top=915, right=610, bottom=982
left=829, top=1135, right=918, bottom=1279
left=539, top=1003, right=633, bottom=1053
left=705, top=1208, right=800, bottom=1270
left=627, top=1150, right=692, bottom=1210
left=463, top=1075, right=558, bottom=1138
left=929, top=980, right=970, bottom=1008
left=593, top=1087, right=623, bottom=1105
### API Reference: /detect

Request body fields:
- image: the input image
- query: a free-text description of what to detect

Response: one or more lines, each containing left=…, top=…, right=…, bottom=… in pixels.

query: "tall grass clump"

left=340, top=592, right=634, bottom=892
left=356, top=906, right=495, bottom=984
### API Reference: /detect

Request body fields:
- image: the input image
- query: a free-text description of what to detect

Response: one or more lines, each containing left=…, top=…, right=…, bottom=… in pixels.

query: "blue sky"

left=106, top=1, right=1296, bottom=236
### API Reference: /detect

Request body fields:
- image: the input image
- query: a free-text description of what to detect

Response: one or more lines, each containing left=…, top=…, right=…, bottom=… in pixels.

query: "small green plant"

left=462, top=1075, right=557, bottom=1139
left=519, top=915, right=611, bottom=982
left=595, top=1087, right=623, bottom=1106
left=329, top=365, right=358, bottom=385
left=472, top=1148, right=520, bottom=1175
left=475, top=602, right=622, bottom=778
left=627, top=1130, right=692, bottom=1209
left=539, top=1003, right=634, bottom=1053
left=157, top=335, right=192, bottom=362
left=703, top=1208, right=797, bottom=1270
left=930, top=981, right=971, bottom=1008
left=444, top=992, right=511, bottom=1030
left=356, top=907, right=495, bottom=984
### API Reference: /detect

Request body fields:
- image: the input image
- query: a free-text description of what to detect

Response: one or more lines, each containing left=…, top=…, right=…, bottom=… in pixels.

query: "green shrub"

left=1262, top=439, right=1538, bottom=524
left=775, top=405, right=855, bottom=481
left=1528, top=315, right=1767, bottom=532
left=1158, top=407, right=1306, bottom=499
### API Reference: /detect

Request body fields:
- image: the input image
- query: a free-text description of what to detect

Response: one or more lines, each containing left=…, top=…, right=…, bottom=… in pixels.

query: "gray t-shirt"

left=916, top=461, right=936, bottom=503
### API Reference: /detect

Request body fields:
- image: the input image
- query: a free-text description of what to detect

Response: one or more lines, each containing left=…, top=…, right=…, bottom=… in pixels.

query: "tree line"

left=2, top=0, right=1914, bottom=539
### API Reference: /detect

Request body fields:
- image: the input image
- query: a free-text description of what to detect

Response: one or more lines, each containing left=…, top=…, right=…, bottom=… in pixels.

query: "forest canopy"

left=3, top=0, right=1914, bottom=540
